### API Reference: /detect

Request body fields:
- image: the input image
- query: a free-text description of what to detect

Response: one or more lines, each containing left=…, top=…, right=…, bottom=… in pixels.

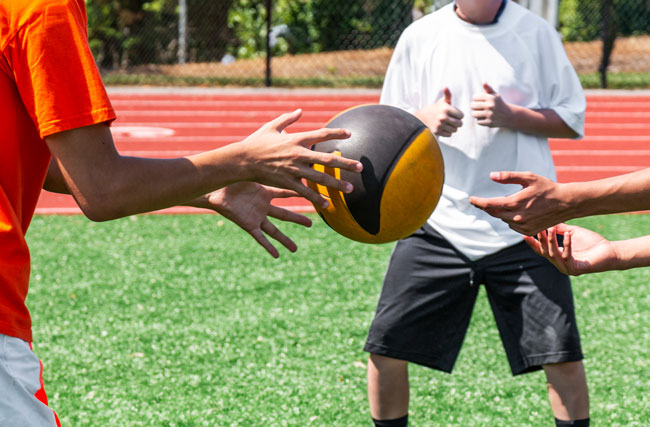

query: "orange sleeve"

left=6, top=0, right=115, bottom=138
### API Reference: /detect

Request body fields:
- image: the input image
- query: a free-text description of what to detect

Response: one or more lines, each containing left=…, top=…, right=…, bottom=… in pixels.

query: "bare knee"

left=369, top=354, right=408, bottom=374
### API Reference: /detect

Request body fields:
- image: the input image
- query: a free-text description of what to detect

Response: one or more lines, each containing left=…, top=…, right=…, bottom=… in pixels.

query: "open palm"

left=524, top=224, right=618, bottom=276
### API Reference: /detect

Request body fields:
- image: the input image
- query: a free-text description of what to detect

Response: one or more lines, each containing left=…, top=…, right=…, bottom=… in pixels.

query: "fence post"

left=265, top=0, right=272, bottom=87
left=178, top=0, right=187, bottom=65
left=599, top=0, right=615, bottom=89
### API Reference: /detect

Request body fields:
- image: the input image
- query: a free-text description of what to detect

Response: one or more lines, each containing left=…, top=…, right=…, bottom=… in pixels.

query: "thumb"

left=489, top=171, right=535, bottom=187
left=443, top=87, right=452, bottom=105
left=483, top=82, right=496, bottom=95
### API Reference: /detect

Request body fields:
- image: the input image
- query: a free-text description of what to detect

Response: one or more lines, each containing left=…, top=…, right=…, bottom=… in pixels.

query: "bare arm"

left=525, top=224, right=650, bottom=275
left=470, top=168, right=650, bottom=235
left=44, top=110, right=362, bottom=222
left=43, top=158, right=69, bottom=194
left=470, top=83, right=578, bottom=138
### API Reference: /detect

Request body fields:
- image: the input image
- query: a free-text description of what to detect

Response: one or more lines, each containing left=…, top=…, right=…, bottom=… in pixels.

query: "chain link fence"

left=92, top=0, right=650, bottom=89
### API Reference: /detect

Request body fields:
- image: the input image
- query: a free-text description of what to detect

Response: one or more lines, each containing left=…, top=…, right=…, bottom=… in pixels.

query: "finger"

left=537, top=231, right=549, bottom=257
left=471, top=110, right=488, bottom=120
left=301, top=166, right=354, bottom=194
left=562, top=230, right=573, bottom=261
left=447, top=107, right=465, bottom=120
left=523, top=235, right=543, bottom=255
left=270, top=109, right=303, bottom=133
left=262, top=219, right=298, bottom=253
left=294, top=127, right=351, bottom=148
left=552, top=223, right=574, bottom=235
left=443, top=87, right=452, bottom=105
left=248, top=227, right=280, bottom=258
left=282, top=178, right=330, bottom=209
left=264, top=187, right=302, bottom=199
left=439, top=123, right=459, bottom=136
left=488, top=171, right=535, bottom=187
left=469, top=195, right=511, bottom=211
left=268, top=205, right=312, bottom=227
left=483, top=82, right=496, bottom=94
left=547, top=227, right=558, bottom=259
left=310, top=151, right=363, bottom=173
left=470, top=101, right=483, bottom=111
left=443, top=116, right=463, bottom=128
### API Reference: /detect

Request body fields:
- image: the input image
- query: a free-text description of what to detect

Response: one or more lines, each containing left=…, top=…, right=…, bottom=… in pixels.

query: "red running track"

left=36, top=89, right=650, bottom=215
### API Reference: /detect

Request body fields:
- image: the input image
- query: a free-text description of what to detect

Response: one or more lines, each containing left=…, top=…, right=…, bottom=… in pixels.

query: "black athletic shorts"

left=364, top=224, right=584, bottom=375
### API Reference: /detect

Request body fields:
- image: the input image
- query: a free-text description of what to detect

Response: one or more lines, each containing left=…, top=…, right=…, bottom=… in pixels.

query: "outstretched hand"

left=191, top=182, right=312, bottom=258
left=469, top=171, right=569, bottom=235
left=235, top=109, right=363, bottom=209
left=524, top=224, right=618, bottom=276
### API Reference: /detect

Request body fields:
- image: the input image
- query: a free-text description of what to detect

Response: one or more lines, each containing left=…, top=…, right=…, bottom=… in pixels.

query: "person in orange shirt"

left=0, top=0, right=362, bottom=424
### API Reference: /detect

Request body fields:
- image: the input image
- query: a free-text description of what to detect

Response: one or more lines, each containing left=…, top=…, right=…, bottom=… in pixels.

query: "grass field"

left=26, top=213, right=649, bottom=426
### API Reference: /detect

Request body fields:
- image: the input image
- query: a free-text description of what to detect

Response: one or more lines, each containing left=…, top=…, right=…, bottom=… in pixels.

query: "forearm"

left=507, top=105, right=578, bottom=138
left=561, top=168, right=650, bottom=219
left=610, top=235, right=650, bottom=271
left=47, top=131, right=250, bottom=221
left=83, top=145, right=248, bottom=221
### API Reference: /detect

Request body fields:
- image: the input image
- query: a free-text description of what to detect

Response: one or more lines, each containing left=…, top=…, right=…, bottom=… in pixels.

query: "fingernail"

left=356, top=162, right=363, bottom=171
left=344, top=183, right=353, bottom=193
left=321, top=199, right=329, bottom=208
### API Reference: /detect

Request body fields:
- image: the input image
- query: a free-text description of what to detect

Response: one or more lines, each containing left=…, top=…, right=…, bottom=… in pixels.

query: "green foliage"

left=86, top=0, right=178, bottom=69
left=25, top=213, right=650, bottom=425
left=559, top=0, right=650, bottom=42
left=226, top=0, right=414, bottom=59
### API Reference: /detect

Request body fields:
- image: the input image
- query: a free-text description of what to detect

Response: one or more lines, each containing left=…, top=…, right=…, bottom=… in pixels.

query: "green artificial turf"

left=25, top=213, right=649, bottom=426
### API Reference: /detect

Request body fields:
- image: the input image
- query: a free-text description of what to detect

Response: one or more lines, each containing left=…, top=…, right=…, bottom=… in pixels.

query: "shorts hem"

left=512, top=350, right=584, bottom=376
left=364, top=342, right=453, bottom=373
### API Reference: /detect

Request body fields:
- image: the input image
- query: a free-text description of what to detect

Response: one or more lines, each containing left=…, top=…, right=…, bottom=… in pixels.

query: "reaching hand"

left=235, top=109, right=363, bottom=209
left=469, top=171, right=569, bottom=235
left=471, top=83, right=513, bottom=128
left=524, top=224, right=618, bottom=276
left=415, top=87, right=464, bottom=137
left=194, top=182, right=312, bottom=258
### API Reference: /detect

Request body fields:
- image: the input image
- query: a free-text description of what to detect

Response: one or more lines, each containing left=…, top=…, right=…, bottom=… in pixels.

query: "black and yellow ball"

left=308, top=104, right=444, bottom=244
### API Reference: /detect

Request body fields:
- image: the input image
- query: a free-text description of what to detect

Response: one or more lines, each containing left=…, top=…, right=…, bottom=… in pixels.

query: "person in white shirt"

left=364, top=1, right=590, bottom=426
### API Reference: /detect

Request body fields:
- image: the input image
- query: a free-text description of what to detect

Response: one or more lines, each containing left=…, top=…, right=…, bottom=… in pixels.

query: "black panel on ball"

left=314, top=105, right=427, bottom=234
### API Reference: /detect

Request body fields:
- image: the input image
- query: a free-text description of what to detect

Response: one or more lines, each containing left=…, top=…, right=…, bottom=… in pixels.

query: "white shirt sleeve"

left=536, top=28, right=586, bottom=138
left=379, top=30, right=419, bottom=114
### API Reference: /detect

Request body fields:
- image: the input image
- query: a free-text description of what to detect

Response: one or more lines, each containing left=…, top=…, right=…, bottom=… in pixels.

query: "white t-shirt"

left=380, top=1, right=585, bottom=260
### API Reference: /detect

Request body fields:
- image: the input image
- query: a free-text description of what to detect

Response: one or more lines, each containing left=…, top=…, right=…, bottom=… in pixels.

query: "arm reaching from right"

left=525, top=224, right=650, bottom=275
left=45, top=109, right=362, bottom=222
left=470, top=168, right=650, bottom=235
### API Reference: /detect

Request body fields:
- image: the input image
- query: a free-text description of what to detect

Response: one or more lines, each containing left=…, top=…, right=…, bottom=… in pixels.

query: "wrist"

left=556, top=182, right=589, bottom=221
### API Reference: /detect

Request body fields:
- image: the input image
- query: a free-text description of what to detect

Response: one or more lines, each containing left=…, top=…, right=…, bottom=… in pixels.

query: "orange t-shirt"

left=0, top=0, right=116, bottom=342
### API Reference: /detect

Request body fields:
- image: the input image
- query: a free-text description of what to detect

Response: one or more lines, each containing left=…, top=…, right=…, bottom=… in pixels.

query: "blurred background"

left=89, top=0, right=649, bottom=89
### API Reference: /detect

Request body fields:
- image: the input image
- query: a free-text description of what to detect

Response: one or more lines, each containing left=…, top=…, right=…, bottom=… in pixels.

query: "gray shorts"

left=364, top=225, right=583, bottom=375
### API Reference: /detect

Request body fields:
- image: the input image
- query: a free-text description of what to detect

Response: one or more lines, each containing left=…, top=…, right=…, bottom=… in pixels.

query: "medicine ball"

left=308, top=104, right=444, bottom=244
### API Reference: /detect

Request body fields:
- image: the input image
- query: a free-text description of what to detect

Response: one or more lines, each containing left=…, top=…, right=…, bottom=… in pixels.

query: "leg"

left=367, top=354, right=409, bottom=420
left=364, top=226, right=479, bottom=425
left=482, top=241, right=587, bottom=422
left=544, top=361, right=589, bottom=421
